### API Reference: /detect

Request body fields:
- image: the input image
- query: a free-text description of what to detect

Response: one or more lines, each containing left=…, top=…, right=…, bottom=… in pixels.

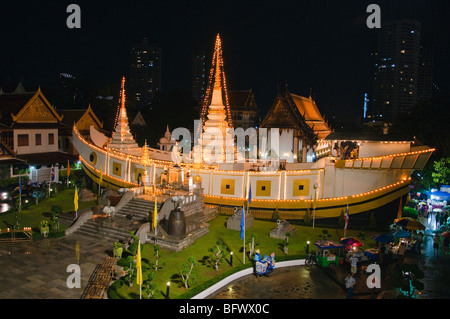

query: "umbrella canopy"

left=394, top=217, right=426, bottom=230
left=340, top=237, right=364, bottom=246
left=441, top=232, right=450, bottom=238
left=390, top=229, right=412, bottom=238
left=432, top=208, right=444, bottom=213
left=371, top=233, right=394, bottom=243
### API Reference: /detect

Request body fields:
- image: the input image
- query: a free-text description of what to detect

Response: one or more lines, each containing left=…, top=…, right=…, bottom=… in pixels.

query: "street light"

left=166, top=282, right=170, bottom=299
left=306, top=241, right=310, bottom=254
left=230, top=251, right=233, bottom=266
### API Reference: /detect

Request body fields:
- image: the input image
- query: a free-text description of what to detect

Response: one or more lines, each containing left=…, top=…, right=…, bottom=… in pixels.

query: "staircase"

left=72, top=198, right=163, bottom=243
left=114, top=197, right=162, bottom=222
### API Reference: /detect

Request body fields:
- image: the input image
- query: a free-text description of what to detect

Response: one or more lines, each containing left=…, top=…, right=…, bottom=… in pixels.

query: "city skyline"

left=0, top=1, right=449, bottom=122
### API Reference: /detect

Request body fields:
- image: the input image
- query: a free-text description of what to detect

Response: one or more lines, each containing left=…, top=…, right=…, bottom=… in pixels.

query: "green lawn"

left=0, top=188, right=96, bottom=236
left=112, top=215, right=380, bottom=299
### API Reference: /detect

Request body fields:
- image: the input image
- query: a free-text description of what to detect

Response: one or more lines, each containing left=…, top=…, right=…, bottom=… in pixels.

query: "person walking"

left=345, top=272, right=356, bottom=299
left=433, top=235, right=440, bottom=257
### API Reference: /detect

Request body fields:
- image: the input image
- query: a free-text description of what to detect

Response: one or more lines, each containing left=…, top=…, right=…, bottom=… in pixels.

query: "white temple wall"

left=358, top=142, right=410, bottom=158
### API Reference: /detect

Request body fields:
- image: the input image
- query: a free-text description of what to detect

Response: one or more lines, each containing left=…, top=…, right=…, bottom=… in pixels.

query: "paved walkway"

left=209, top=213, right=450, bottom=299
left=0, top=234, right=112, bottom=299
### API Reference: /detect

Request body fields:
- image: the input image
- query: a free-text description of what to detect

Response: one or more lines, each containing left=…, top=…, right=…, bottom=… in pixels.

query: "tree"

left=142, top=272, right=158, bottom=299
left=153, top=244, right=161, bottom=271
left=282, top=232, right=291, bottom=255
left=117, top=255, right=135, bottom=287
left=208, top=240, right=228, bottom=271
left=246, top=233, right=259, bottom=258
left=51, top=205, right=62, bottom=231
left=40, top=220, right=49, bottom=238
left=432, top=157, right=450, bottom=187
left=180, top=256, right=197, bottom=289
left=113, top=242, right=123, bottom=259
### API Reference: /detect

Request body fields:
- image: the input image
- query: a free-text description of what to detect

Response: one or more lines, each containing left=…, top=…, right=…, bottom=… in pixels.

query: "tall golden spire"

left=107, top=76, right=139, bottom=152
left=200, top=33, right=233, bottom=128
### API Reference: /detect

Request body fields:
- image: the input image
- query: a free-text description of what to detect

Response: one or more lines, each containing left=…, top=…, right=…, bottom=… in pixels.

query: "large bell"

left=167, top=207, right=186, bottom=237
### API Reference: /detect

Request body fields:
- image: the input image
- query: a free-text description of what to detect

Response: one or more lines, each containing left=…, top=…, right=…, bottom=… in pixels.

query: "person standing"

left=345, top=272, right=356, bottom=299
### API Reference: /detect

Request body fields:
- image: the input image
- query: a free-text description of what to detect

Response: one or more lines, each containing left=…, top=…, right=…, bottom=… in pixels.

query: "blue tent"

left=390, top=229, right=411, bottom=238
left=371, top=233, right=394, bottom=243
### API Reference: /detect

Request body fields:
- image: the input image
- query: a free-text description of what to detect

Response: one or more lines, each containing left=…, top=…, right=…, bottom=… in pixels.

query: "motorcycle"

left=254, top=252, right=275, bottom=277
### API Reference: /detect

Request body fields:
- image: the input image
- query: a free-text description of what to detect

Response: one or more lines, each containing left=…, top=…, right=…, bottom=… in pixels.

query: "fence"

left=0, top=227, right=33, bottom=243
left=212, top=204, right=371, bottom=228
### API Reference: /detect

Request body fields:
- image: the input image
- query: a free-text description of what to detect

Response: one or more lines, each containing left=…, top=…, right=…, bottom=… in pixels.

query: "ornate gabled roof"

left=289, top=93, right=331, bottom=140
left=261, top=89, right=319, bottom=145
left=0, top=87, right=63, bottom=126
left=59, top=104, right=103, bottom=132
left=261, top=91, right=300, bottom=129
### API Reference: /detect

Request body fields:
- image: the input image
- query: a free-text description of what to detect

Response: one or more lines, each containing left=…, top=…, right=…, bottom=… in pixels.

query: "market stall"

left=314, top=240, right=345, bottom=268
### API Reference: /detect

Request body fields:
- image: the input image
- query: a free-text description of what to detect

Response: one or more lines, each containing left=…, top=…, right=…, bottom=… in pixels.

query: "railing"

left=0, top=227, right=32, bottom=243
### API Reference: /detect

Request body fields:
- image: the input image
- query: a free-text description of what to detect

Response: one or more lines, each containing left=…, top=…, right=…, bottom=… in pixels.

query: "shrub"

left=402, top=206, right=419, bottom=219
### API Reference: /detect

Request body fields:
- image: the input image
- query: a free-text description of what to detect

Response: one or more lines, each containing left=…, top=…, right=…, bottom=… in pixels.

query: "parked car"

left=0, top=186, right=15, bottom=202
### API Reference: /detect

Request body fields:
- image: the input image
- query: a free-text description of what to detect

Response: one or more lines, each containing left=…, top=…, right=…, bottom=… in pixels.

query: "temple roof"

left=228, top=90, right=257, bottom=111
left=289, top=93, right=331, bottom=139
left=262, top=89, right=331, bottom=142
left=0, top=87, right=63, bottom=127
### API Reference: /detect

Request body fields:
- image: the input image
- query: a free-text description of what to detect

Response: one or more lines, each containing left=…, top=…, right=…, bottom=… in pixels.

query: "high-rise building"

left=192, top=50, right=207, bottom=101
left=128, top=37, right=161, bottom=109
left=417, top=30, right=434, bottom=102
left=368, top=20, right=422, bottom=122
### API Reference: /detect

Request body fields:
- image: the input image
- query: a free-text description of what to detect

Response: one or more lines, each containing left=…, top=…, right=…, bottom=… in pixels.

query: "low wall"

left=191, top=259, right=305, bottom=299
left=64, top=208, right=93, bottom=235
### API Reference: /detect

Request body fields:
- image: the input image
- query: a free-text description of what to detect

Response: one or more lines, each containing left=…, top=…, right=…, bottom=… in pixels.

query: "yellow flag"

left=153, top=197, right=158, bottom=230
left=74, top=186, right=79, bottom=212
left=136, top=240, right=142, bottom=285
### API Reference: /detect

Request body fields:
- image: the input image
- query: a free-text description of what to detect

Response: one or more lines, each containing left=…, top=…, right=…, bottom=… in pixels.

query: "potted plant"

left=40, top=220, right=49, bottom=238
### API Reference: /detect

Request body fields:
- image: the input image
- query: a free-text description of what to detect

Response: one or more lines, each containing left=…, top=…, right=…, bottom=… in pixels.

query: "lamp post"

left=166, top=282, right=170, bottom=299
left=230, top=251, right=233, bottom=266
left=306, top=241, right=310, bottom=254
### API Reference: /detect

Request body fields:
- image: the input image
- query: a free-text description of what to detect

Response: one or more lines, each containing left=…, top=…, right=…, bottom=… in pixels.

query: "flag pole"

left=243, top=205, right=246, bottom=265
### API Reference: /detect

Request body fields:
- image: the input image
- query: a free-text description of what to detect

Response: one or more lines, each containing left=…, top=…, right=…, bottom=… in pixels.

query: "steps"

left=114, top=197, right=163, bottom=222
left=71, top=198, right=163, bottom=243
left=74, top=218, right=134, bottom=243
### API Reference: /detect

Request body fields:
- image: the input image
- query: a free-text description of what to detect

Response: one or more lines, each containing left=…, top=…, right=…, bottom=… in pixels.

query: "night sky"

left=1, top=0, right=449, bottom=121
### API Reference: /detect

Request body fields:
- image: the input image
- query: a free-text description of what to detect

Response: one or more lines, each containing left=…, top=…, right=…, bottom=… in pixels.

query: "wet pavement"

left=0, top=212, right=449, bottom=299
left=209, top=213, right=450, bottom=299
left=0, top=233, right=112, bottom=299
